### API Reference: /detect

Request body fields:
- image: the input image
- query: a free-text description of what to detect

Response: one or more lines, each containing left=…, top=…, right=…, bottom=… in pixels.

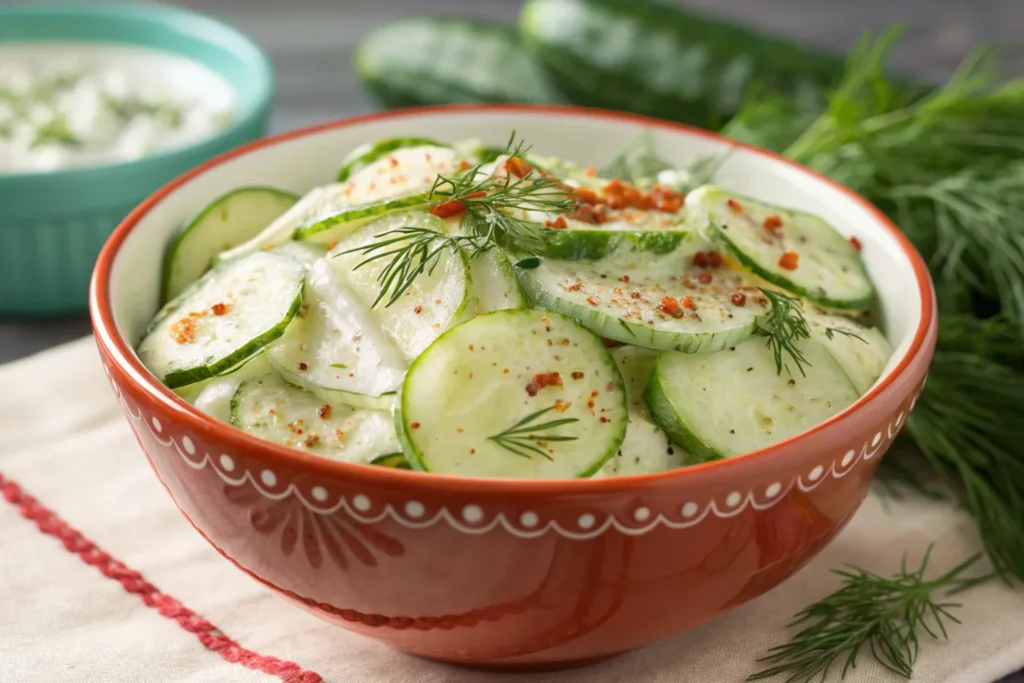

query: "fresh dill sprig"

left=341, top=133, right=573, bottom=307
left=750, top=547, right=988, bottom=683
left=487, top=405, right=579, bottom=460
left=824, top=326, right=866, bottom=343
left=757, top=288, right=812, bottom=377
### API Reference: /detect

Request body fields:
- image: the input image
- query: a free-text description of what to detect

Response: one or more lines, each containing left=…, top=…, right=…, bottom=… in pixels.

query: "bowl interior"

left=105, top=107, right=924, bottom=407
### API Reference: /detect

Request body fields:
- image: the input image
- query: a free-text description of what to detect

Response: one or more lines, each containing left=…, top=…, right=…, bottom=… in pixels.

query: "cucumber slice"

left=343, top=144, right=461, bottom=204
left=596, top=346, right=687, bottom=476
left=644, top=335, right=860, bottom=460
left=328, top=212, right=473, bottom=360
left=231, top=374, right=400, bottom=463
left=267, top=258, right=407, bottom=410
left=518, top=255, right=763, bottom=353
left=689, top=186, right=873, bottom=309
left=137, top=252, right=305, bottom=389
left=808, top=312, right=892, bottom=394
left=468, top=248, right=528, bottom=312
left=371, top=453, right=411, bottom=469
left=271, top=241, right=326, bottom=270
left=397, top=309, right=627, bottom=478
left=193, top=353, right=273, bottom=423
left=337, top=138, right=447, bottom=182
left=535, top=219, right=704, bottom=261
left=215, top=184, right=350, bottom=264
left=294, top=192, right=430, bottom=243
left=295, top=145, right=464, bottom=243
left=161, top=187, right=299, bottom=302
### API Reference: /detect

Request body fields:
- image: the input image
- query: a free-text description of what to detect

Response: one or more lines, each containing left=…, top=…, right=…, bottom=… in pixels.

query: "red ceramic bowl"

left=90, top=105, right=936, bottom=669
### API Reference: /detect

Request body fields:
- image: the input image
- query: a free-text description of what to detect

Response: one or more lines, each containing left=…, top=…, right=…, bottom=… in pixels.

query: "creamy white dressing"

left=0, top=43, right=234, bottom=173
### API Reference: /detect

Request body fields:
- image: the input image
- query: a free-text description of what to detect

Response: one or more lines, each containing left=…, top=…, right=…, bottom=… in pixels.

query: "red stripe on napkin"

left=0, top=472, right=322, bottom=683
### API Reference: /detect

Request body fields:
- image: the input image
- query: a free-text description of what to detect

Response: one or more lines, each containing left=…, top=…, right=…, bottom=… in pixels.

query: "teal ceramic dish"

left=0, top=3, right=274, bottom=316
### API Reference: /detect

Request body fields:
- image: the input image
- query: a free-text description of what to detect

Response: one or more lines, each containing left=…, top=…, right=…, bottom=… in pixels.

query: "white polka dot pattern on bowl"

left=114, top=379, right=921, bottom=540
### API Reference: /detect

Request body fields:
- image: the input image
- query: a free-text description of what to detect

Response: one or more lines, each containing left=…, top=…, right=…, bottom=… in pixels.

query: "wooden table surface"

left=1, top=1, right=1021, bottom=680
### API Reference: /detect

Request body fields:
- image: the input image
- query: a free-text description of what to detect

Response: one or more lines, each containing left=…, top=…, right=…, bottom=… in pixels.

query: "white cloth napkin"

left=1, top=337, right=1023, bottom=683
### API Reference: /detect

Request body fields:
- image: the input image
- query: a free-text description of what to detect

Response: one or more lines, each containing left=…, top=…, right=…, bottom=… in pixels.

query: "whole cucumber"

left=355, top=17, right=564, bottom=108
left=519, top=0, right=847, bottom=128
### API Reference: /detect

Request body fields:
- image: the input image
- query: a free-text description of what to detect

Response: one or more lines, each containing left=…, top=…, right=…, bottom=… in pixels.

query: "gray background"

left=1, top=2, right=1022, bottom=680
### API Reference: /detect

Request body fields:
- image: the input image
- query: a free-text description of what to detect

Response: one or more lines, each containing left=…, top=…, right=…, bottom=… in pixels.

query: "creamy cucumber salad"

left=0, top=44, right=234, bottom=172
left=137, top=135, right=891, bottom=479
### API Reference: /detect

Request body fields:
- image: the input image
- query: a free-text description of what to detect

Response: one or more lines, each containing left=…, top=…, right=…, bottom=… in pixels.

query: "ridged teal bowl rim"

left=0, top=2, right=274, bottom=315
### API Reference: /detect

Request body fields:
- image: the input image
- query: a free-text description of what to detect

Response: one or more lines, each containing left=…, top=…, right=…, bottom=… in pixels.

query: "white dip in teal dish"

left=0, top=43, right=235, bottom=173
left=0, top=3, right=274, bottom=316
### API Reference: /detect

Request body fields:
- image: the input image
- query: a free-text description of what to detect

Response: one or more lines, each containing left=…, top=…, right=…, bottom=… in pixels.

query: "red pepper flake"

left=681, top=296, right=697, bottom=311
left=503, top=368, right=510, bottom=374
left=585, top=166, right=597, bottom=178
left=727, top=198, right=744, bottom=213
left=586, top=296, right=599, bottom=306
left=410, top=422, right=421, bottom=430
left=505, top=156, right=534, bottom=178
left=566, top=283, right=582, bottom=292
left=430, top=200, right=467, bottom=218
left=697, top=273, right=713, bottom=284
left=389, top=157, right=399, bottom=168
left=458, top=159, right=469, bottom=170
left=554, top=399, right=571, bottom=413
left=849, top=236, right=862, bottom=252
left=414, top=305, right=423, bottom=314
left=573, top=203, right=606, bottom=224
left=210, top=302, right=230, bottom=316
left=731, top=292, right=747, bottom=307
left=525, top=371, right=563, bottom=397
left=304, top=434, right=321, bottom=448
left=651, top=185, right=685, bottom=212
left=325, top=241, right=338, bottom=251
left=763, top=214, right=783, bottom=231
left=298, top=362, right=308, bottom=371
left=630, top=291, right=642, bottom=300
left=619, top=274, right=630, bottom=283
left=560, top=338, right=571, bottom=346
left=692, top=251, right=708, bottom=268
left=599, top=416, right=610, bottom=423
left=317, top=404, right=332, bottom=419
left=778, top=251, right=800, bottom=271
left=571, top=371, right=585, bottom=380
left=573, top=186, right=600, bottom=205
left=169, top=318, right=196, bottom=344
left=707, top=251, right=724, bottom=268
left=657, top=296, right=684, bottom=318
left=545, top=216, right=568, bottom=230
